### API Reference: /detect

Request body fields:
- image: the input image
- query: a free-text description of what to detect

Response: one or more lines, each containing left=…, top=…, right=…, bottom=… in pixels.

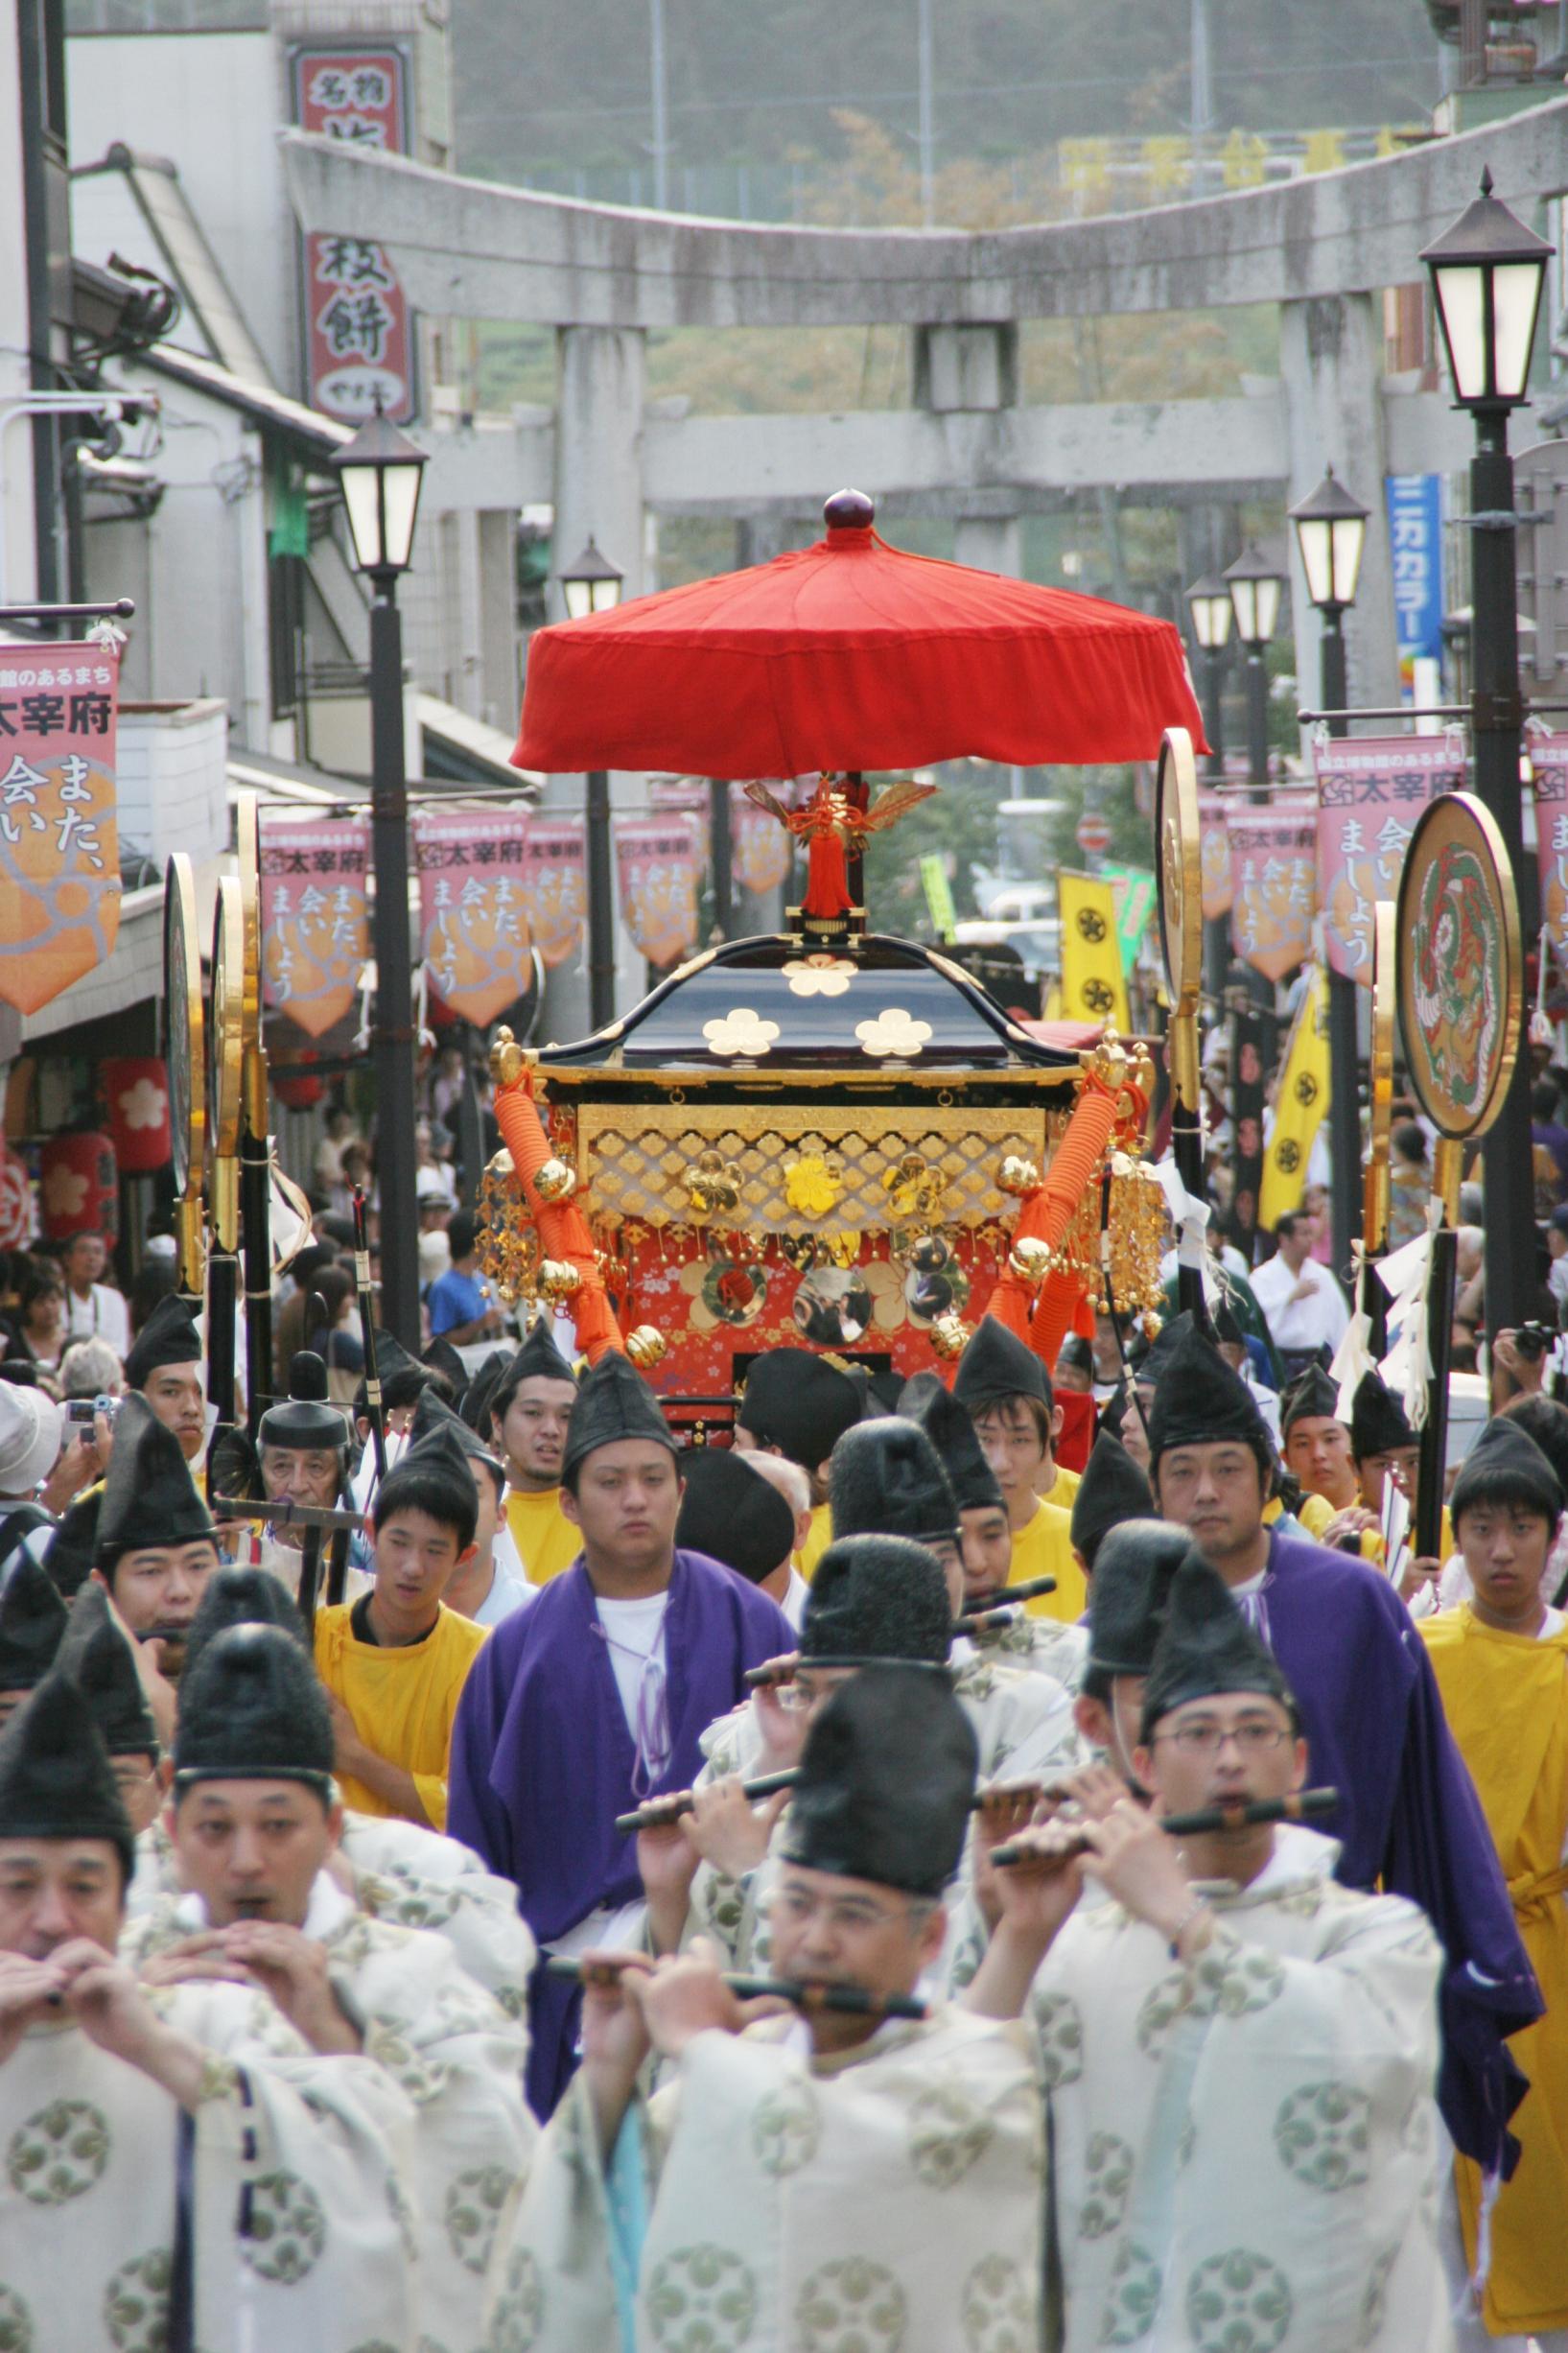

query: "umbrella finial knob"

left=824, top=487, right=875, bottom=533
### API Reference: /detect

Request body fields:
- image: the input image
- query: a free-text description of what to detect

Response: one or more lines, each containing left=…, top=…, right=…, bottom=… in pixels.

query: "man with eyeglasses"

left=504, top=1665, right=1046, bottom=2353
left=1145, top=1320, right=1538, bottom=2196
left=964, top=1548, right=1453, bottom=2353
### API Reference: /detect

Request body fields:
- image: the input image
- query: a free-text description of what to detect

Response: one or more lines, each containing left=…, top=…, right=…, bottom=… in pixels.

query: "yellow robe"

left=1419, top=1605, right=1568, bottom=2334
left=1008, top=1498, right=1086, bottom=1624
left=504, top=1486, right=580, bottom=1587
left=314, top=1600, right=487, bottom=1830
left=1264, top=1490, right=1336, bottom=1541
left=795, top=1498, right=833, bottom=1581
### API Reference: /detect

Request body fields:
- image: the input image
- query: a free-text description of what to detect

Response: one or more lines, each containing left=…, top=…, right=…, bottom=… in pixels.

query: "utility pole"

left=649, top=0, right=671, bottom=212
left=918, top=0, right=936, bottom=227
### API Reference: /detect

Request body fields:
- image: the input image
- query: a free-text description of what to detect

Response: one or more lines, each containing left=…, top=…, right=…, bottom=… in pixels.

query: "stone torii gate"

left=285, top=98, right=1568, bottom=730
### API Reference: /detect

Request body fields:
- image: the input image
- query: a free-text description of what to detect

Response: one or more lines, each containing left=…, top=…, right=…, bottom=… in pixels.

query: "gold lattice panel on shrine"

left=573, top=1102, right=1069, bottom=1233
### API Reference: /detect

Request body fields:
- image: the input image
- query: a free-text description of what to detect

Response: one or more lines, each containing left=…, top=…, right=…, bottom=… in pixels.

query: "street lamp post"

left=1225, top=540, right=1287, bottom=1133
left=1290, top=463, right=1369, bottom=1291
left=557, top=539, right=626, bottom=1031
left=1187, top=574, right=1232, bottom=1002
left=1422, top=169, right=1554, bottom=1335
left=330, top=404, right=428, bottom=1352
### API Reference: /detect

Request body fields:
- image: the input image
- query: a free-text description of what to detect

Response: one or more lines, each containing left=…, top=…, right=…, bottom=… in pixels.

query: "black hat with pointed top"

left=183, top=1565, right=308, bottom=1682
left=0, top=1668, right=134, bottom=1882
left=1139, top=1546, right=1297, bottom=1743
left=675, top=1449, right=795, bottom=1586
left=829, top=1417, right=961, bottom=1551
left=505, top=1315, right=577, bottom=1391
left=1279, top=1362, right=1342, bottom=1435
left=951, top=1314, right=1052, bottom=1413
left=175, top=1623, right=335, bottom=1791
left=901, top=1381, right=1004, bottom=1517
left=737, top=1348, right=864, bottom=1472
left=123, top=1292, right=203, bottom=1391
left=1349, top=1370, right=1416, bottom=1462
left=407, top=1382, right=504, bottom=1491
left=1146, top=1323, right=1268, bottom=1466
left=0, top=1553, right=68, bottom=1693
left=95, top=1394, right=216, bottom=1569
left=780, top=1663, right=978, bottom=1896
left=562, top=1351, right=678, bottom=1479
left=1085, top=1517, right=1190, bottom=1682
left=1451, top=1414, right=1564, bottom=1526
left=1071, top=1431, right=1155, bottom=1573
left=58, top=1582, right=157, bottom=1759
left=800, top=1534, right=953, bottom=1668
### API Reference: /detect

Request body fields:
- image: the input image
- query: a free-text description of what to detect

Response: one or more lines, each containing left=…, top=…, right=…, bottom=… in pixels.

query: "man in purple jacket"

left=1147, top=1319, right=1540, bottom=2179
left=448, top=1352, right=791, bottom=2115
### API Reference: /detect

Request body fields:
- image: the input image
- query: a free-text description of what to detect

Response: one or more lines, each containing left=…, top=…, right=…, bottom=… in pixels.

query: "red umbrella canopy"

left=513, top=490, right=1205, bottom=778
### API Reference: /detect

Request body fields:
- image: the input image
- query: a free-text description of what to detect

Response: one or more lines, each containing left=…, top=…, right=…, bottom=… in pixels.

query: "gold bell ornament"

left=997, top=1154, right=1040, bottom=1197
left=533, top=1157, right=577, bottom=1204
left=1008, top=1236, right=1052, bottom=1284
left=538, top=1259, right=583, bottom=1304
left=929, top=1311, right=972, bottom=1361
left=626, top=1326, right=668, bottom=1370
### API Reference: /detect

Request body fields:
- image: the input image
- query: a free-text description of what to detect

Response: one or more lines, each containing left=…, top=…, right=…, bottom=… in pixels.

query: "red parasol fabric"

left=513, top=491, right=1205, bottom=778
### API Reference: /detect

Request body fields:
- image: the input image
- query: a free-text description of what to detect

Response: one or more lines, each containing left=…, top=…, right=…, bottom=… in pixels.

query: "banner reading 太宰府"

left=259, top=812, right=371, bottom=1038
left=1314, top=736, right=1465, bottom=986
left=1199, top=789, right=1232, bottom=923
left=414, top=805, right=531, bottom=1026
left=614, top=817, right=700, bottom=970
left=731, top=782, right=795, bottom=898
left=1532, top=738, right=1568, bottom=963
left=1229, top=803, right=1317, bottom=982
left=0, top=642, right=121, bottom=1017
left=523, top=818, right=587, bottom=969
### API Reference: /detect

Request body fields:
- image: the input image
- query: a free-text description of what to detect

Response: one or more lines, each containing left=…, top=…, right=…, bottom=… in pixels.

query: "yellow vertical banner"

left=1059, top=870, right=1129, bottom=1030
left=1259, top=968, right=1330, bottom=1227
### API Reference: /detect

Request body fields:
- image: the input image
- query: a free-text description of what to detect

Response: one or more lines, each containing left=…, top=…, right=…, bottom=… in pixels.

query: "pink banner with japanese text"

left=1314, top=736, right=1465, bottom=985
left=259, top=812, right=370, bottom=1038
left=648, top=777, right=711, bottom=874
left=615, top=817, right=701, bottom=969
left=1533, top=738, right=1568, bottom=962
left=1229, top=802, right=1317, bottom=981
left=1198, top=789, right=1232, bottom=922
left=414, top=805, right=530, bottom=1026
left=0, top=642, right=120, bottom=1016
left=731, top=781, right=794, bottom=897
left=523, top=818, right=587, bottom=969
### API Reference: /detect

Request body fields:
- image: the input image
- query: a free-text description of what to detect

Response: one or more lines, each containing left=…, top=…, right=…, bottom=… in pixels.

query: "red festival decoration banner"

left=731, top=781, right=795, bottom=897
left=414, top=805, right=530, bottom=1025
left=648, top=777, right=711, bottom=873
left=1532, top=737, right=1568, bottom=962
left=614, top=817, right=701, bottom=969
left=1314, top=735, right=1465, bottom=986
left=1198, top=788, right=1232, bottom=922
left=1229, top=803, right=1317, bottom=982
left=259, top=812, right=371, bottom=1038
left=291, top=46, right=415, bottom=425
left=522, top=818, right=587, bottom=969
left=0, top=642, right=120, bottom=1016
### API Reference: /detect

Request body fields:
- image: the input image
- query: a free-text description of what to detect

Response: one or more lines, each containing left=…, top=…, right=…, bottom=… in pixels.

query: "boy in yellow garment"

left=952, top=1314, right=1085, bottom=1623
left=733, top=1346, right=864, bottom=1578
left=1418, top=1414, right=1568, bottom=2353
left=488, top=1316, right=582, bottom=1587
left=315, top=1420, right=487, bottom=1828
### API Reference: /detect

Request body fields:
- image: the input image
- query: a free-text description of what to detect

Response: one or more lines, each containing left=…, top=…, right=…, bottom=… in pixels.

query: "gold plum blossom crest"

left=781, top=954, right=856, bottom=999
left=854, top=1006, right=933, bottom=1059
left=702, top=1007, right=781, bottom=1058
left=784, top=1154, right=843, bottom=1218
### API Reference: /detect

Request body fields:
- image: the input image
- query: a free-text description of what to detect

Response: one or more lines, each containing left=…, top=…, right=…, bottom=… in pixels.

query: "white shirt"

left=64, top=1282, right=129, bottom=1358
left=780, top=1564, right=810, bottom=1632
left=595, top=1590, right=670, bottom=1777
left=474, top=1558, right=533, bottom=1625
left=1249, top=1251, right=1349, bottom=1356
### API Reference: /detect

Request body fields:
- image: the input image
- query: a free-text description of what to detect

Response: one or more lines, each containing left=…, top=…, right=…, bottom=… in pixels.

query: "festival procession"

left=5, top=1, right=1568, bottom=2346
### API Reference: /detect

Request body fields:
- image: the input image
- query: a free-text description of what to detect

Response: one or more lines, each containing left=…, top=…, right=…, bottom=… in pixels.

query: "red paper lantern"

left=273, top=1050, right=325, bottom=1110
left=102, top=1057, right=172, bottom=1175
left=39, top=1131, right=118, bottom=1242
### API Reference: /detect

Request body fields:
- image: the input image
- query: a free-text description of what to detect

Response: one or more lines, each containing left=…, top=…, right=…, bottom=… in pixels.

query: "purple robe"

left=448, top=1547, right=792, bottom=2115
left=1252, top=1528, right=1541, bottom=2173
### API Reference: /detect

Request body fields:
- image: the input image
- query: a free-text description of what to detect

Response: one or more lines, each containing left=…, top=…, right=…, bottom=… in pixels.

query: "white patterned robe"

left=966, top=1612, right=1088, bottom=1695
left=129, top=1807, right=538, bottom=2021
left=690, top=1660, right=1082, bottom=1983
left=1029, top=1824, right=1453, bottom=2353
left=0, top=1978, right=416, bottom=2352
left=123, top=1886, right=535, bottom=2353
left=506, top=2005, right=1044, bottom=2353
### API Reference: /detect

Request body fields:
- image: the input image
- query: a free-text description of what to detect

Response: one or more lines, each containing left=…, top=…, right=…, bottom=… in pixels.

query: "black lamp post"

left=1422, top=169, right=1554, bottom=1333
left=1224, top=542, right=1285, bottom=800
left=331, top=402, right=428, bottom=1351
left=557, top=538, right=625, bottom=1030
left=1187, top=573, right=1233, bottom=1001
left=1290, top=462, right=1369, bottom=1291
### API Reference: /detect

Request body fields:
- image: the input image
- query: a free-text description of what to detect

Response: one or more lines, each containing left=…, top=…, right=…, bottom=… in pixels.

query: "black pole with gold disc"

left=234, top=792, right=272, bottom=1429
left=206, top=874, right=246, bottom=1442
left=1396, top=792, right=1523, bottom=1559
left=1360, top=899, right=1396, bottom=1355
left=162, top=854, right=207, bottom=1306
left=1154, top=726, right=1209, bottom=1330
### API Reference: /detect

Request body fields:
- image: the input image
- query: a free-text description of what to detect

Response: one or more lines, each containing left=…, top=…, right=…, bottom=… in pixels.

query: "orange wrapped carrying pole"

left=983, top=1072, right=1120, bottom=1368
left=491, top=1056, right=626, bottom=1364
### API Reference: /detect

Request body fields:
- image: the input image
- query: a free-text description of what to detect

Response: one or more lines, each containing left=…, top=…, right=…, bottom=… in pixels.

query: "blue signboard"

left=1386, top=474, right=1444, bottom=691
